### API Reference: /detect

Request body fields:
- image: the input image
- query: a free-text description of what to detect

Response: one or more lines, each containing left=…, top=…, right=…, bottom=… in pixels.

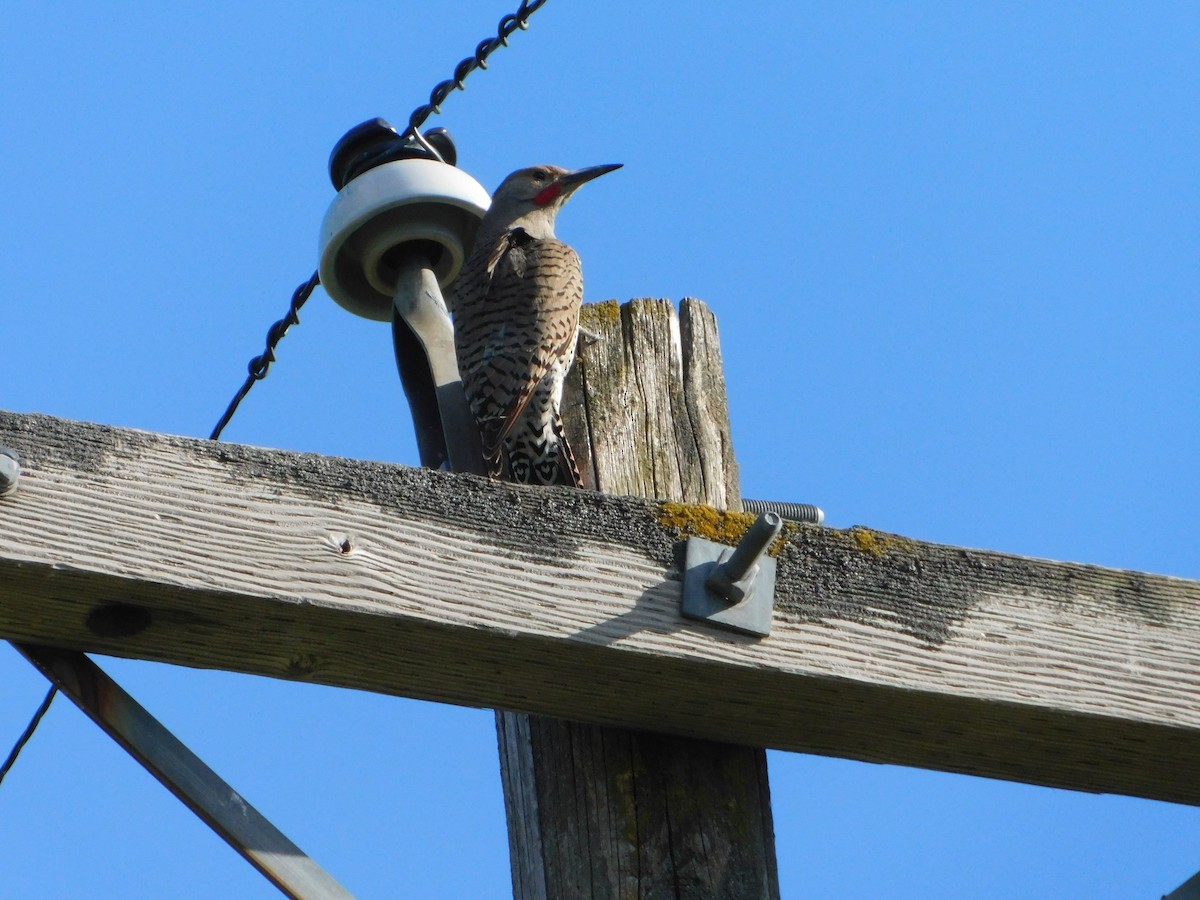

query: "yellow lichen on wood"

left=845, top=526, right=916, bottom=557
left=657, top=502, right=795, bottom=555
left=582, top=299, right=621, bottom=324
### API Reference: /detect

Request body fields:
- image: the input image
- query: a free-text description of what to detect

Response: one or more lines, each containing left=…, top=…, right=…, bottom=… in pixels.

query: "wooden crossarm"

left=1, top=409, right=1198, bottom=805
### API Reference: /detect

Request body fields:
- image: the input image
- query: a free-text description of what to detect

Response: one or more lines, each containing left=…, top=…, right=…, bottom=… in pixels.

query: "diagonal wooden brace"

left=13, top=643, right=355, bottom=900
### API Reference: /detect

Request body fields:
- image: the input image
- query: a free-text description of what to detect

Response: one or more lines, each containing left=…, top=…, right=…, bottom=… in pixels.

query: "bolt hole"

left=87, top=603, right=152, bottom=638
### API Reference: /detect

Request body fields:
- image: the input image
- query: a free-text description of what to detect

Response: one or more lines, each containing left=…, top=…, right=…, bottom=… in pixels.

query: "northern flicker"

left=452, top=163, right=621, bottom=487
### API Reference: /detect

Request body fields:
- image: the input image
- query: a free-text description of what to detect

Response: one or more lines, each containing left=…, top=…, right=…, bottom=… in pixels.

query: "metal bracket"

left=391, top=251, right=485, bottom=474
left=681, top=512, right=782, bottom=637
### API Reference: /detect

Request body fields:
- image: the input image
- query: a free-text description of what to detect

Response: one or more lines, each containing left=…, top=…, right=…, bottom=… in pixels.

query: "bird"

left=451, top=163, right=621, bottom=487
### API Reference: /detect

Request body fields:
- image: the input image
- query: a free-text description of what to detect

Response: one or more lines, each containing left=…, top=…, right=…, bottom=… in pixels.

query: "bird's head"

left=484, top=163, right=622, bottom=237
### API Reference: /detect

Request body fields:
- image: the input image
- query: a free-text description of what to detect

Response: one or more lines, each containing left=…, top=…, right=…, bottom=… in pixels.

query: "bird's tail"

left=549, top=418, right=584, bottom=489
left=503, top=417, right=583, bottom=488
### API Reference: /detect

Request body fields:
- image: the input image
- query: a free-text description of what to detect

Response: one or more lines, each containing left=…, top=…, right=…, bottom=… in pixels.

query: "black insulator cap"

left=329, top=118, right=400, bottom=190
left=328, top=118, right=460, bottom=190
left=424, top=127, right=457, bottom=167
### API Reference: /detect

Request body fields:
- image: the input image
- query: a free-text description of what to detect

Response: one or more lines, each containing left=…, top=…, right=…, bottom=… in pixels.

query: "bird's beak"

left=559, top=163, right=623, bottom=193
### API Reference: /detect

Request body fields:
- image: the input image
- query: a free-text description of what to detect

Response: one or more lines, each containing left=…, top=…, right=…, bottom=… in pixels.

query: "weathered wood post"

left=496, top=298, right=780, bottom=899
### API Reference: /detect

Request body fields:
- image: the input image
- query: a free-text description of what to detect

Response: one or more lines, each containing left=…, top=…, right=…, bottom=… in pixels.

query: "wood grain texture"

left=497, top=713, right=777, bottom=900
left=562, top=299, right=738, bottom=508
left=498, top=298, right=777, bottom=900
left=1, top=407, right=1199, bottom=805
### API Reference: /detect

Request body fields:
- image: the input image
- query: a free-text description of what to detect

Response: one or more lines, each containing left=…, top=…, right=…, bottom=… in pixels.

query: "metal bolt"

left=0, top=448, right=20, bottom=497
left=705, top=512, right=783, bottom=604
left=742, top=498, right=825, bottom=526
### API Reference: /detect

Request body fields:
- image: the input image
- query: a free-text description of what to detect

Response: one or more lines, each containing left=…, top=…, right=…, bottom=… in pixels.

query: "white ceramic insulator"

left=318, top=158, right=492, bottom=321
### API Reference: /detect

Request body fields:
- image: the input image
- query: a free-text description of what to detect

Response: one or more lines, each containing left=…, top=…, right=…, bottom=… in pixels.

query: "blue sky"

left=2, top=2, right=1199, bottom=897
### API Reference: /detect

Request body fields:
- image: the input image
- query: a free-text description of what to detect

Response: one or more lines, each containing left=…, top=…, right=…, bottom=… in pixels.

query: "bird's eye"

left=531, top=169, right=547, bottom=182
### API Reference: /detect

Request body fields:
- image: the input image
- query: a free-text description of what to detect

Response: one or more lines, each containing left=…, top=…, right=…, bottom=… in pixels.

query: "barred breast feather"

left=452, top=226, right=583, bottom=487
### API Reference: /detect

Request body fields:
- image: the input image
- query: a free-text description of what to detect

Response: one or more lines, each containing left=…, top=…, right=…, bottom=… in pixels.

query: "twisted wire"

left=209, top=271, right=320, bottom=441
left=210, top=0, right=549, bottom=441
left=404, top=0, right=549, bottom=139
left=0, top=686, right=57, bottom=790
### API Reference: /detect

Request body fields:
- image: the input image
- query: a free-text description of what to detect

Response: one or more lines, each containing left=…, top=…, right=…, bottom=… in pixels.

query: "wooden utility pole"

left=495, top=298, right=780, bottom=899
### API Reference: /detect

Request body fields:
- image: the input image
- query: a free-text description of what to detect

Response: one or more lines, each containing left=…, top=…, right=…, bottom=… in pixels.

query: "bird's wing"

left=455, top=227, right=583, bottom=461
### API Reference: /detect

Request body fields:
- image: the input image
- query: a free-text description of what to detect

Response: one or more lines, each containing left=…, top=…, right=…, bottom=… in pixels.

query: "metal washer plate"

left=681, top=536, right=776, bottom=637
